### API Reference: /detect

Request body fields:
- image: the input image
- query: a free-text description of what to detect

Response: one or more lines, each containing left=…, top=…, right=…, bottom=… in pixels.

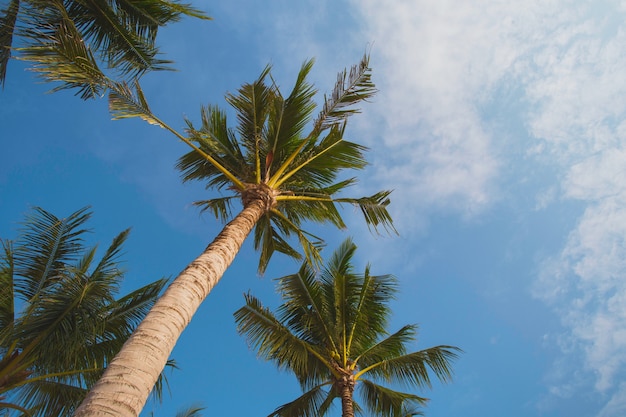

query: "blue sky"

left=1, top=1, right=625, bottom=416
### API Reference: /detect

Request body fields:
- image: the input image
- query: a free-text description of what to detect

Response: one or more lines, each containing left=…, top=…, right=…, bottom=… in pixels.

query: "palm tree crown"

left=112, top=53, right=395, bottom=273
left=0, top=207, right=168, bottom=416
left=0, top=0, right=209, bottom=98
left=235, top=238, right=460, bottom=417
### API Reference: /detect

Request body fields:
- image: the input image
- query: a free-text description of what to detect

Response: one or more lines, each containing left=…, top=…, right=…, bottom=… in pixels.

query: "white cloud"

left=521, top=1, right=626, bottom=413
left=346, top=0, right=626, bottom=413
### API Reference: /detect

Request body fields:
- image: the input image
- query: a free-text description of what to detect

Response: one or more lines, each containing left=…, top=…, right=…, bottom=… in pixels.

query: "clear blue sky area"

left=2, top=1, right=626, bottom=416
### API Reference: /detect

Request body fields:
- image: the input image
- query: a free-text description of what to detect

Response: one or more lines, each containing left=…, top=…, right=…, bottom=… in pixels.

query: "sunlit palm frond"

left=12, top=206, right=90, bottom=302
left=1, top=207, right=169, bottom=416
left=347, top=270, right=398, bottom=354
left=362, top=346, right=461, bottom=390
left=109, top=80, right=161, bottom=126
left=63, top=0, right=169, bottom=76
left=16, top=3, right=110, bottom=99
left=274, top=127, right=367, bottom=189
left=225, top=65, right=273, bottom=177
left=234, top=294, right=329, bottom=388
left=359, top=379, right=427, bottom=417
left=275, top=265, right=338, bottom=353
left=312, top=53, right=377, bottom=133
left=265, top=60, right=318, bottom=179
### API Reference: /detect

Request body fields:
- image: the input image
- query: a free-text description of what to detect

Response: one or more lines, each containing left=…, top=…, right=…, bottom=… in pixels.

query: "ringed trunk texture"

left=74, top=200, right=267, bottom=417
left=339, top=375, right=356, bottom=417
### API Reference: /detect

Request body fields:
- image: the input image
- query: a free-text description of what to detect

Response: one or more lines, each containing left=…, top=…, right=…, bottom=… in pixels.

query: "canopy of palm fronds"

left=0, top=0, right=209, bottom=98
left=109, top=54, right=396, bottom=273
left=0, top=207, right=168, bottom=416
left=235, top=238, right=460, bottom=417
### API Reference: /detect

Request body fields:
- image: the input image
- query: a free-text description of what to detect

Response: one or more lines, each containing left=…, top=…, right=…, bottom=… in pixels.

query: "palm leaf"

left=267, top=383, right=333, bottom=417
left=3, top=0, right=210, bottom=97
left=13, top=206, right=91, bottom=301
left=312, top=53, right=377, bottom=133
left=0, top=0, right=19, bottom=86
left=359, top=379, right=427, bottom=417
left=361, top=346, right=461, bottom=389
left=234, top=293, right=329, bottom=388
left=0, top=240, right=15, bottom=330
left=335, top=190, right=397, bottom=234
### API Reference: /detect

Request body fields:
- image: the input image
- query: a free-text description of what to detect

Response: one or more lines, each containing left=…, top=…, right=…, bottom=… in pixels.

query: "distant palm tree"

left=235, top=239, right=460, bottom=417
left=0, top=0, right=209, bottom=98
left=74, top=54, right=395, bottom=416
left=0, top=207, right=168, bottom=416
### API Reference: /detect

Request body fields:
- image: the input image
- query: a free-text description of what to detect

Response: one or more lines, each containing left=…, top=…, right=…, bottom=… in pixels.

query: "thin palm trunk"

left=74, top=199, right=268, bottom=417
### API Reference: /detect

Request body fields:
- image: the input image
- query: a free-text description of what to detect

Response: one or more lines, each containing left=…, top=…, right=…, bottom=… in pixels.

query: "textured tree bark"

left=73, top=199, right=267, bottom=417
left=339, top=375, right=355, bottom=417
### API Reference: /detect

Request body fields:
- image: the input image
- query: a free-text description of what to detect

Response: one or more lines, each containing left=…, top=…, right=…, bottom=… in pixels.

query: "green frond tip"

left=336, top=190, right=397, bottom=235
left=108, top=80, right=161, bottom=126
left=313, top=52, right=377, bottom=133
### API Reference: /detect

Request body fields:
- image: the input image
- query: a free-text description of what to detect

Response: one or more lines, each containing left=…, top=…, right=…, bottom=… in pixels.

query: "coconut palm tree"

left=235, top=238, right=460, bottom=417
left=0, top=206, right=169, bottom=416
left=0, top=0, right=209, bottom=98
left=74, top=54, right=395, bottom=416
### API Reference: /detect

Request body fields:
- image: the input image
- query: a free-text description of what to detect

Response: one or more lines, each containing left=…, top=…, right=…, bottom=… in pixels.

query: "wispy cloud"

left=345, top=0, right=626, bottom=414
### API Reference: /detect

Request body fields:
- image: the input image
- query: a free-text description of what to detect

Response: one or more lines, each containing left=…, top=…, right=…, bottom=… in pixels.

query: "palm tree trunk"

left=339, top=375, right=355, bottom=417
left=73, top=199, right=267, bottom=417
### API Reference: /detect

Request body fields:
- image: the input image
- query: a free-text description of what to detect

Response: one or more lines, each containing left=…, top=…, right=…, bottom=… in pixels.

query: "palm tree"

left=0, top=0, right=209, bottom=98
left=0, top=206, right=169, bottom=416
left=74, top=54, right=395, bottom=416
left=235, top=238, right=460, bottom=417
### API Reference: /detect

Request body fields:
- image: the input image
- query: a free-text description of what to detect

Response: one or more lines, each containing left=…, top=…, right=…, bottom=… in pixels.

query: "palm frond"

left=16, top=3, right=110, bottom=99
left=265, top=59, right=317, bottom=181
left=0, top=240, right=15, bottom=330
left=225, top=64, right=273, bottom=182
left=1, top=207, right=169, bottom=415
left=272, top=127, right=367, bottom=189
left=360, top=346, right=461, bottom=389
left=109, top=80, right=161, bottom=125
left=347, top=270, right=398, bottom=355
left=4, top=0, right=210, bottom=97
left=335, top=190, right=397, bottom=235
left=13, top=206, right=91, bottom=302
left=192, top=196, right=237, bottom=223
left=234, top=293, right=330, bottom=388
left=174, top=403, right=206, bottom=417
left=0, top=0, right=20, bottom=86
left=312, top=53, right=377, bottom=133
left=356, top=325, right=415, bottom=371
left=359, top=379, right=428, bottom=417
left=276, top=265, right=339, bottom=355
left=267, top=383, right=333, bottom=417
left=65, top=0, right=170, bottom=76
